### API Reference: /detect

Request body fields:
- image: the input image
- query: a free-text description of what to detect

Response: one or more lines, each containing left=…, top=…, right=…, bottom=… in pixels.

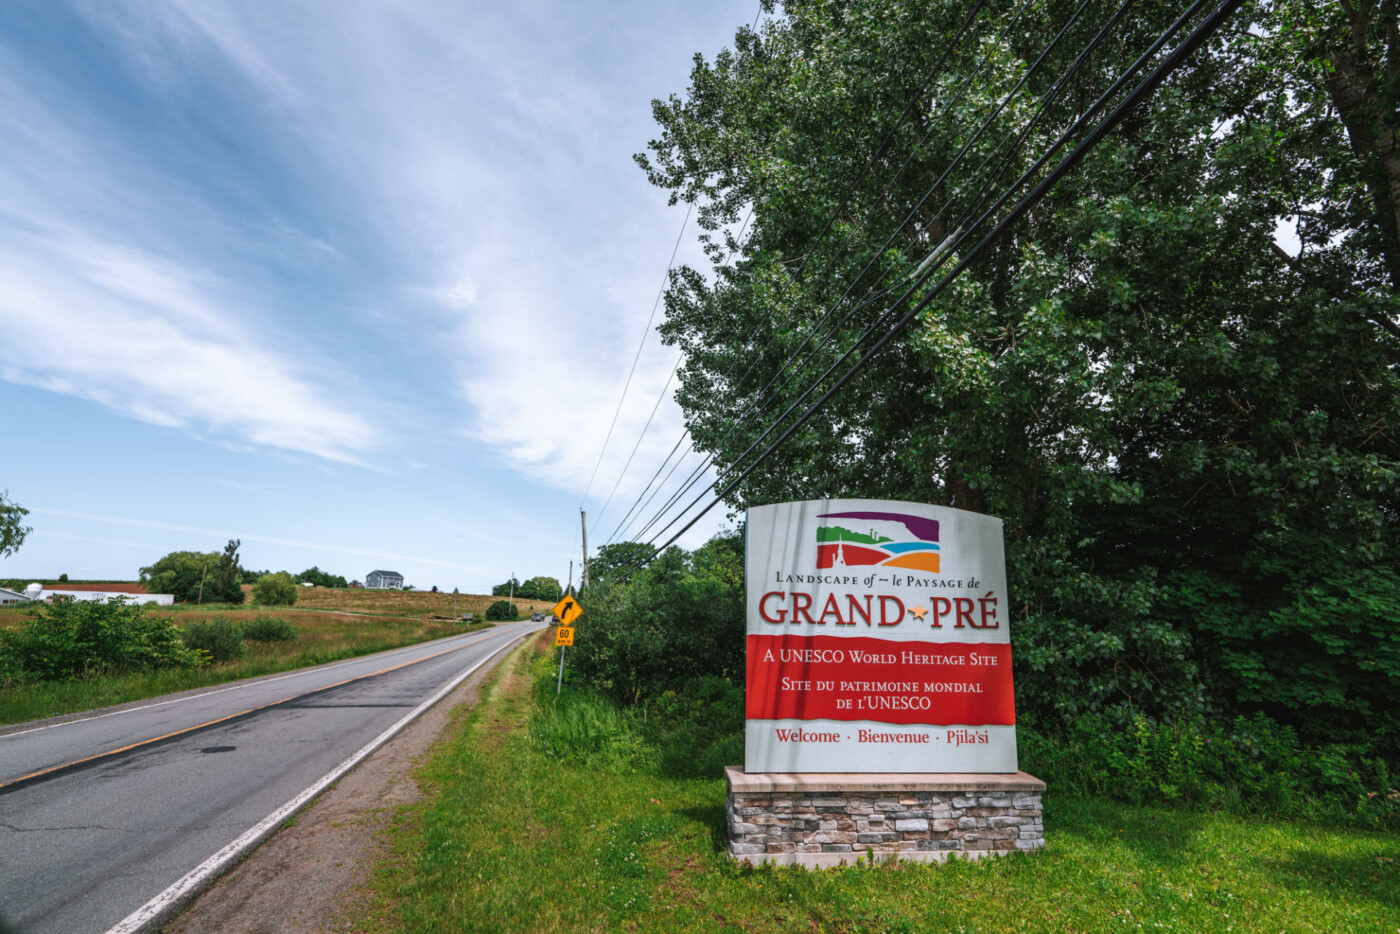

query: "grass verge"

left=361, top=637, right=1400, bottom=934
left=0, top=611, right=491, bottom=725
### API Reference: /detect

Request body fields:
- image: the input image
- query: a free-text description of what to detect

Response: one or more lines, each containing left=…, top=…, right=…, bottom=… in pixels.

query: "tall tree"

left=638, top=0, right=1400, bottom=749
left=0, top=490, right=30, bottom=558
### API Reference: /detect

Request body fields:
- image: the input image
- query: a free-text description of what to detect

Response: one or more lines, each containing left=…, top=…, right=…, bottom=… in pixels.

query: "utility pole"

left=453, top=586, right=459, bottom=620
left=567, top=560, right=573, bottom=598
left=580, top=509, right=589, bottom=594
left=197, top=563, right=208, bottom=605
left=508, top=571, right=515, bottom=617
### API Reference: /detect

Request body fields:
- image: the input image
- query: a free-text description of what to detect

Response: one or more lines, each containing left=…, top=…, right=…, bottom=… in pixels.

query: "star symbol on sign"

left=909, top=603, right=929, bottom=621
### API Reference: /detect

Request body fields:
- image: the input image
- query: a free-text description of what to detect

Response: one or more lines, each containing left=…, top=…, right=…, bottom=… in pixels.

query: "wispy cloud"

left=0, top=233, right=379, bottom=463
left=0, top=14, right=382, bottom=464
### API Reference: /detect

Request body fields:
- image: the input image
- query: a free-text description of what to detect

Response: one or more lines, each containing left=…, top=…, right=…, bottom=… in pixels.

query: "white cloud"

left=0, top=231, right=379, bottom=463
left=20, top=0, right=754, bottom=534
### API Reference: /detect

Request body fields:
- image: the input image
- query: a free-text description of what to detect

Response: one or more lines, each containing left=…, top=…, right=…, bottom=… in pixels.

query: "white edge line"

left=102, top=624, right=546, bottom=934
left=1, top=627, right=500, bottom=738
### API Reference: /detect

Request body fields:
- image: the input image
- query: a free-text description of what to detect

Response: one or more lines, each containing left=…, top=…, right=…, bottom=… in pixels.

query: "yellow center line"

left=0, top=631, right=496, bottom=791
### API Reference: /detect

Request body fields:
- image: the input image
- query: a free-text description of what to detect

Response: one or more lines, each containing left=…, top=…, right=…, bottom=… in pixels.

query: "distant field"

left=0, top=582, right=556, bottom=619
left=293, top=587, right=555, bottom=618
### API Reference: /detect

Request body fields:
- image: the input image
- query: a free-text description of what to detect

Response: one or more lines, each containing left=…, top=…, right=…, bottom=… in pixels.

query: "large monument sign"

left=745, top=498, right=1017, bottom=773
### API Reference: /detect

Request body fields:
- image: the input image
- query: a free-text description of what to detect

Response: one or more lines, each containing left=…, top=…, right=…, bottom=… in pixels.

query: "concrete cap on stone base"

left=725, top=767, right=1046, bottom=794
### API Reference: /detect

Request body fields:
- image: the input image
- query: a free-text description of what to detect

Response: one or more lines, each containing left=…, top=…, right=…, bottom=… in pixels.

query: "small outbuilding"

left=366, top=570, right=404, bottom=590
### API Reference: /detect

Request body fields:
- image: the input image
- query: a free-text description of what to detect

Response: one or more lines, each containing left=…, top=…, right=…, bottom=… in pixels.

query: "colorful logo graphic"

left=815, top=511, right=941, bottom=573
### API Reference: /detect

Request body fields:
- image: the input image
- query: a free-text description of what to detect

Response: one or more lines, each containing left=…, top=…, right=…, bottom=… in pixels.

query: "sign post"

left=552, top=595, right=583, bottom=695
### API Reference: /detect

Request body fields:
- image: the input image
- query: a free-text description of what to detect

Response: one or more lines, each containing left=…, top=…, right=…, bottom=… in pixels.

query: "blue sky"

left=0, top=0, right=751, bottom=591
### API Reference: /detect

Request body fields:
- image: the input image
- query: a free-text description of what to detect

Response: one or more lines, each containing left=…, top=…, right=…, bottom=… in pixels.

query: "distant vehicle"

left=530, top=613, right=544, bottom=621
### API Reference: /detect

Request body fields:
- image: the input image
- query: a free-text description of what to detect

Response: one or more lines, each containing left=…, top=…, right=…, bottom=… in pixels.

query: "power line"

left=602, top=0, right=1007, bottom=546
left=579, top=200, right=694, bottom=507
left=623, top=0, right=1124, bottom=548
left=602, top=206, right=757, bottom=544
left=639, top=0, right=1211, bottom=552
left=643, top=0, right=1244, bottom=558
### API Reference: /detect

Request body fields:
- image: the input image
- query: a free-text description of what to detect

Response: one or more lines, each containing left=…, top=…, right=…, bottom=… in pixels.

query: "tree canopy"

left=140, top=540, right=246, bottom=604
left=588, top=542, right=659, bottom=588
left=254, top=571, right=299, bottom=606
left=638, top=0, right=1400, bottom=752
left=296, top=566, right=348, bottom=588
left=0, top=490, right=30, bottom=559
left=492, top=576, right=564, bottom=599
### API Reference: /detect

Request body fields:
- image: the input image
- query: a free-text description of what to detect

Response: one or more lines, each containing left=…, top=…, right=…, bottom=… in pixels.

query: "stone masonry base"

left=725, top=768, right=1046, bottom=868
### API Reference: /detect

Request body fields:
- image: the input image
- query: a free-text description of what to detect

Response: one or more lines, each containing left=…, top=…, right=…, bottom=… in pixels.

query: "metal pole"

left=556, top=645, right=565, bottom=696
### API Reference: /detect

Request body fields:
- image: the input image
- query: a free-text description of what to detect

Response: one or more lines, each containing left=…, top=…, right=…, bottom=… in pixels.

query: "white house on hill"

left=366, top=570, right=404, bottom=590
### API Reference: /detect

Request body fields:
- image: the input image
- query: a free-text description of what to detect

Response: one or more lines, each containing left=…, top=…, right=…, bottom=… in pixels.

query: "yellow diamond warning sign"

left=552, top=595, right=583, bottom=625
left=555, top=626, right=575, bottom=647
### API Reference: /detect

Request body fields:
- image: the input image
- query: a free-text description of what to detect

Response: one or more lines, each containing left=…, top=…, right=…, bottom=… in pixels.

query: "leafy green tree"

left=490, top=577, right=520, bottom=598
left=518, top=575, right=563, bottom=600
left=141, top=541, right=246, bottom=604
left=485, top=599, right=518, bottom=621
left=572, top=532, right=744, bottom=706
left=587, top=543, right=657, bottom=588
left=0, top=490, right=30, bottom=558
left=296, top=566, right=348, bottom=588
left=209, top=539, right=245, bottom=605
left=639, top=1, right=1400, bottom=751
left=253, top=572, right=299, bottom=606
left=141, top=551, right=216, bottom=603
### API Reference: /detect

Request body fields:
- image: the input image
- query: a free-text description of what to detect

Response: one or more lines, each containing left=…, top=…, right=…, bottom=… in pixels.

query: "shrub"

left=570, top=532, right=744, bottom=706
left=181, top=618, right=245, bottom=663
left=485, top=599, right=517, bottom=621
left=241, top=615, right=297, bottom=643
left=643, top=676, right=745, bottom=778
left=253, top=572, right=299, bottom=606
left=1019, top=711, right=1400, bottom=828
left=0, top=598, right=200, bottom=681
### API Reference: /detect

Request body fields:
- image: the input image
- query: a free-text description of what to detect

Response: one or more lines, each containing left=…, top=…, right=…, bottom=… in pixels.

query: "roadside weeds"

left=353, top=636, right=1400, bottom=934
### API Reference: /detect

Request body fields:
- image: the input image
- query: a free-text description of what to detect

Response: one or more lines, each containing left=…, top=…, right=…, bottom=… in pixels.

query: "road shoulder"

left=160, top=636, right=519, bottom=934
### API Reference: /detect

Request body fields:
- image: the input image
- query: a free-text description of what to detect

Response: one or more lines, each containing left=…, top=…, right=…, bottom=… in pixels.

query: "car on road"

left=530, top=612, right=544, bottom=621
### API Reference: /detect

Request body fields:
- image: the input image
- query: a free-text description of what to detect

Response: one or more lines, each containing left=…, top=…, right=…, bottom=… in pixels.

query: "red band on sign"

left=746, top=634, right=1016, bottom=725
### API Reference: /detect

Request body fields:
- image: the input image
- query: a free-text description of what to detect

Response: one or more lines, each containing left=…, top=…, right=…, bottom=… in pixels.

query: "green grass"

left=360, top=638, right=1400, bottom=934
left=0, top=610, right=491, bottom=725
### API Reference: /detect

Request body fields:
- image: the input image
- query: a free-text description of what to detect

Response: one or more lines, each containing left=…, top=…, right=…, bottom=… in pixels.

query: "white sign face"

left=745, top=499, right=1017, bottom=773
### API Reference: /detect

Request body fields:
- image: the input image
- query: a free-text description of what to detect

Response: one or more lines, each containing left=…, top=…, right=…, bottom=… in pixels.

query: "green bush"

left=570, top=532, right=744, bottom=706
left=1019, top=712, right=1399, bottom=828
left=643, top=675, right=745, bottom=778
left=252, top=572, right=298, bottom=607
left=241, top=615, right=297, bottom=643
left=181, top=618, right=245, bottom=663
left=485, top=599, right=517, bottom=621
left=0, top=598, right=201, bottom=681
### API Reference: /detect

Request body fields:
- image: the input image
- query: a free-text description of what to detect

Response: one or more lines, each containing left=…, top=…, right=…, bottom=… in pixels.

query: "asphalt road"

left=0, top=620, right=542, bottom=934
